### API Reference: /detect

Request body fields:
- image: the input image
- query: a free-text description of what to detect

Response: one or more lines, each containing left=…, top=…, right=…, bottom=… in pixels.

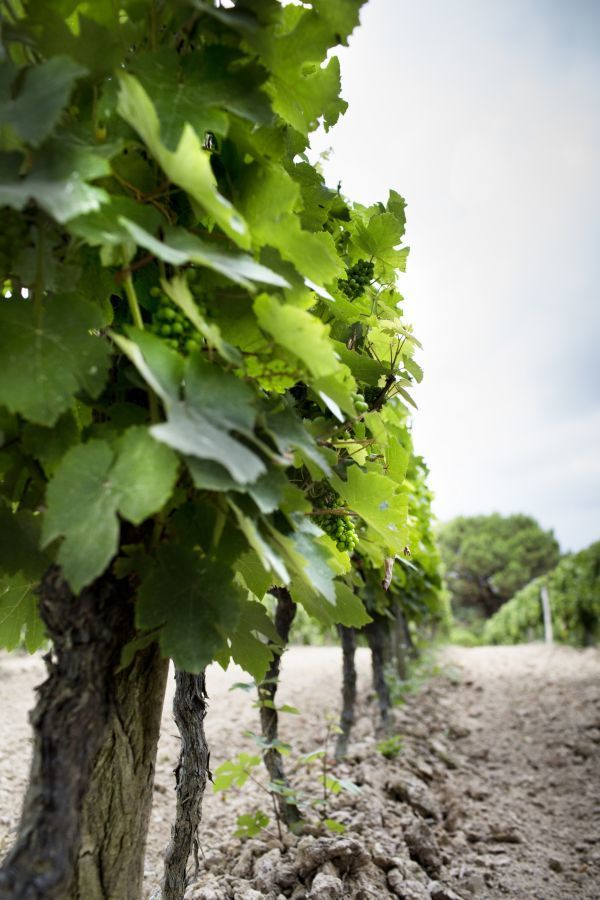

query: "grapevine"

left=314, top=495, right=358, bottom=554
left=337, top=258, right=374, bottom=299
left=149, top=287, right=200, bottom=354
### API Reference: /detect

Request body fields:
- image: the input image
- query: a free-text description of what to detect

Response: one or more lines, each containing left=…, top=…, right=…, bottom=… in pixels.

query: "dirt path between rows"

left=1, top=643, right=599, bottom=899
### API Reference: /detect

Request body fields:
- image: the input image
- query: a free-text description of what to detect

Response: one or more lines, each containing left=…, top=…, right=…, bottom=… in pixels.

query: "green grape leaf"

left=227, top=597, right=279, bottom=682
left=0, top=56, right=87, bottom=147
left=110, top=427, right=179, bottom=525
left=228, top=500, right=289, bottom=585
left=163, top=227, right=290, bottom=290
left=254, top=296, right=355, bottom=416
left=21, top=413, right=80, bottom=477
left=0, top=295, right=111, bottom=426
left=0, top=506, right=51, bottom=578
left=128, top=46, right=271, bottom=150
left=0, top=140, right=111, bottom=223
left=0, top=572, right=45, bottom=653
left=154, top=356, right=266, bottom=484
left=331, top=466, right=409, bottom=556
left=137, top=544, right=243, bottom=672
left=332, top=341, right=389, bottom=386
left=42, top=431, right=178, bottom=592
left=386, top=442, right=410, bottom=486
left=331, top=581, right=372, bottom=628
left=69, top=198, right=162, bottom=249
left=23, top=6, right=126, bottom=78
left=235, top=550, right=273, bottom=599
left=239, top=164, right=342, bottom=286
left=41, top=440, right=119, bottom=594
left=270, top=520, right=340, bottom=605
left=117, top=73, right=250, bottom=248
left=159, top=273, right=241, bottom=365
left=114, top=330, right=266, bottom=485
left=290, top=578, right=369, bottom=628
left=265, top=406, right=332, bottom=477
left=245, top=3, right=361, bottom=134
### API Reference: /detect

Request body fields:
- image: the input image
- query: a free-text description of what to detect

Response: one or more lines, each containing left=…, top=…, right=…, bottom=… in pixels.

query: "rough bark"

left=0, top=567, right=167, bottom=900
left=258, top=587, right=301, bottom=828
left=74, top=641, right=168, bottom=899
left=400, top=607, right=419, bottom=659
left=335, top=625, right=357, bottom=759
left=161, top=670, right=210, bottom=900
left=364, top=616, right=391, bottom=731
left=392, top=605, right=408, bottom=680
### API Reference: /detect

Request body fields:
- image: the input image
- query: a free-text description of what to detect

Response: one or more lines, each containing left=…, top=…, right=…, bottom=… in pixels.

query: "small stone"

left=460, top=873, right=486, bottom=896
left=235, top=889, right=265, bottom=900
left=254, top=849, right=283, bottom=892
left=548, top=857, right=563, bottom=873
left=290, top=887, right=308, bottom=900
left=232, top=848, right=255, bottom=879
left=296, top=836, right=369, bottom=878
left=387, top=772, right=441, bottom=821
left=387, top=870, right=429, bottom=900
left=428, top=882, right=465, bottom=900
left=487, top=825, right=522, bottom=844
left=404, top=819, right=442, bottom=877
left=308, top=872, right=344, bottom=899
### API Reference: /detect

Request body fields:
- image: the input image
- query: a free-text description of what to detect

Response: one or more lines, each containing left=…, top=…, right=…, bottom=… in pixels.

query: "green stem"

left=33, top=220, right=45, bottom=324
left=122, top=257, right=160, bottom=423
left=123, top=267, right=144, bottom=330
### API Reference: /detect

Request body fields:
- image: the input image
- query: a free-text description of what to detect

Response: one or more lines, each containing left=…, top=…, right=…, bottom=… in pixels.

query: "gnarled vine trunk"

left=335, top=625, right=357, bottom=759
left=392, top=604, right=408, bottom=680
left=161, top=670, right=210, bottom=900
left=365, top=615, right=392, bottom=731
left=0, top=567, right=168, bottom=900
left=258, top=587, right=301, bottom=828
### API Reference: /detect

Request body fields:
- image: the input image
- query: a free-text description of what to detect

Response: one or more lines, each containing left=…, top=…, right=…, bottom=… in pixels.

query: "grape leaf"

left=226, top=597, right=279, bottom=681
left=236, top=550, right=273, bottom=599
left=41, top=440, right=119, bottom=593
left=117, top=73, right=250, bottom=248
left=291, top=579, right=371, bottom=628
left=0, top=505, right=51, bottom=578
left=137, top=544, right=243, bottom=672
left=42, top=431, right=179, bottom=591
left=331, top=466, right=409, bottom=556
left=0, top=295, right=110, bottom=426
left=163, top=227, right=290, bottom=290
left=0, top=140, right=110, bottom=223
left=239, top=164, right=342, bottom=286
left=0, top=56, right=87, bottom=147
left=0, top=572, right=45, bottom=653
left=110, top=427, right=179, bottom=525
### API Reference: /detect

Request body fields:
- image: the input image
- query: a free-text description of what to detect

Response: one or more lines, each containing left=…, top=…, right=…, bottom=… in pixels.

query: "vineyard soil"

left=1, top=644, right=598, bottom=899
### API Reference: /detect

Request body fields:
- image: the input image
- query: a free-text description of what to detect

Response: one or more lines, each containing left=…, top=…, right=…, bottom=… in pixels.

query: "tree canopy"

left=438, top=513, right=560, bottom=617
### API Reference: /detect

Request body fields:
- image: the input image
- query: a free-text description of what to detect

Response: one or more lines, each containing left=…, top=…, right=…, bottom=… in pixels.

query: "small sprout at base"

left=377, top=735, right=404, bottom=759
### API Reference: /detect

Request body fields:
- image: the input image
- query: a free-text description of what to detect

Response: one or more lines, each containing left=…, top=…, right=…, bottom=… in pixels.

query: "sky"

left=309, top=0, right=600, bottom=552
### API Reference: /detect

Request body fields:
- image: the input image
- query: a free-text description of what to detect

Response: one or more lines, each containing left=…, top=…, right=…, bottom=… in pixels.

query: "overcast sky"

left=310, top=0, right=600, bottom=552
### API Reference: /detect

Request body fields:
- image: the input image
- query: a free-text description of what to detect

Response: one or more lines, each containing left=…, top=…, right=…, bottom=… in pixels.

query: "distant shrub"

left=483, top=540, right=600, bottom=647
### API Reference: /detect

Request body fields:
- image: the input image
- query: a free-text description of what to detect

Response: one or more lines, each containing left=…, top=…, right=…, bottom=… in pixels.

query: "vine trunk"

left=0, top=568, right=168, bottom=900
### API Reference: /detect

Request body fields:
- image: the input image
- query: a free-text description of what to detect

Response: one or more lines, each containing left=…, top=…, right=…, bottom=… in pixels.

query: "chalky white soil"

left=1, top=643, right=599, bottom=899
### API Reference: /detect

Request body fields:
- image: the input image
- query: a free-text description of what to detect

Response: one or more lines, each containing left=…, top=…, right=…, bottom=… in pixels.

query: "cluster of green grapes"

left=352, top=392, right=369, bottom=414
left=0, top=210, right=27, bottom=280
left=337, top=258, right=374, bottom=300
left=149, top=287, right=200, bottom=354
left=315, top=496, right=358, bottom=554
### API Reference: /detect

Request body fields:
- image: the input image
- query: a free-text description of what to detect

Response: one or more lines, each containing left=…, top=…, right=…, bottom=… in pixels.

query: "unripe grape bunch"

left=338, top=258, right=374, bottom=300
left=314, top=495, right=358, bottom=554
left=149, top=287, right=200, bottom=354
